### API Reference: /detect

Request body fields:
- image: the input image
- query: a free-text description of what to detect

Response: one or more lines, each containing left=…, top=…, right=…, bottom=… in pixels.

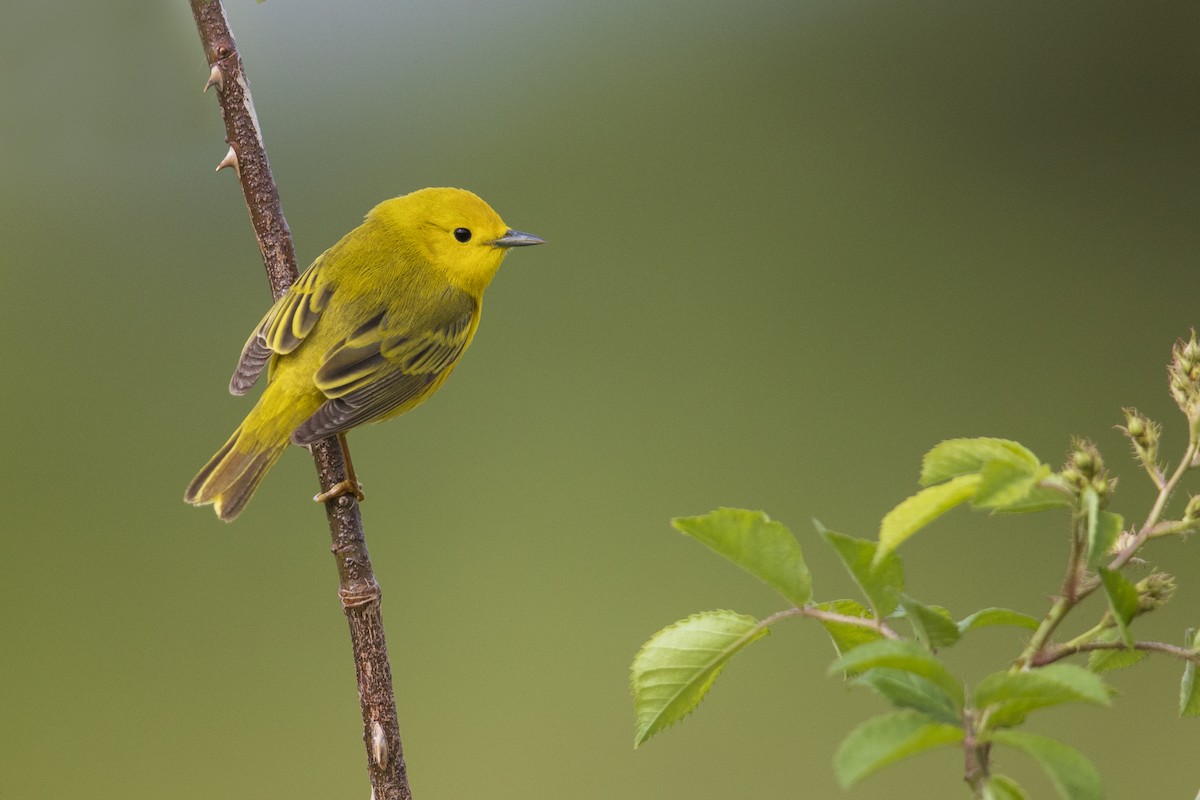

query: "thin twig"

left=762, top=605, right=902, bottom=640
left=1031, top=639, right=1200, bottom=667
left=1110, top=438, right=1200, bottom=571
left=188, top=3, right=411, bottom=798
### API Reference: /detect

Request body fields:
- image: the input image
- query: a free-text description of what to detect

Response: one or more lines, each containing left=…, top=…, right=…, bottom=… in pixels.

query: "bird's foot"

left=314, top=479, right=366, bottom=505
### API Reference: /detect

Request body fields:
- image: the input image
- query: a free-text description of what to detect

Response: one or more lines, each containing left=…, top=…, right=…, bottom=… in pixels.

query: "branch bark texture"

left=189, top=3, right=411, bottom=798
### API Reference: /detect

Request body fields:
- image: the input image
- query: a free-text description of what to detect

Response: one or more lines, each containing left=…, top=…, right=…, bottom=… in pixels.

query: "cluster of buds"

left=1118, top=407, right=1160, bottom=471
left=1134, top=571, right=1177, bottom=615
left=1060, top=439, right=1115, bottom=503
left=1168, top=331, right=1200, bottom=428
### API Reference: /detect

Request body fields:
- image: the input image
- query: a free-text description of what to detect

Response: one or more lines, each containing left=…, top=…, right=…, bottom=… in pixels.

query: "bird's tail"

left=184, top=422, right=290, bottom=522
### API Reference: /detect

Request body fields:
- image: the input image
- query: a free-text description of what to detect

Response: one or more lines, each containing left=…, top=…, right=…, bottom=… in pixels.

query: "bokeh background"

left=2, top=1, right=1199, bottom=797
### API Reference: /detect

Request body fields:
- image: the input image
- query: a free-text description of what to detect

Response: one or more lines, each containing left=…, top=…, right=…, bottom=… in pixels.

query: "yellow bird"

left=186, top=187, right=543, bottom=521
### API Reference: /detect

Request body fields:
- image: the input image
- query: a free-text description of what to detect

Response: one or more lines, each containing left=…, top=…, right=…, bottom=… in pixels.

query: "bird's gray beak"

left=491, top=229, right=545, bottom=248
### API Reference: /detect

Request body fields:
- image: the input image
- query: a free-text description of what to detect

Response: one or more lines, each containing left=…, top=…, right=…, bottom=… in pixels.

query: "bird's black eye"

left=453, top=227, right=472, bottom=243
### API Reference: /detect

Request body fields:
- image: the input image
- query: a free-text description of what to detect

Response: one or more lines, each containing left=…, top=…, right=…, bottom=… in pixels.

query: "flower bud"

left=1168, top=332, right=1200, bottom=422
left=1185, top=495, right=1200, bottom=523
left=1135, top=571, right=1176, bottom=614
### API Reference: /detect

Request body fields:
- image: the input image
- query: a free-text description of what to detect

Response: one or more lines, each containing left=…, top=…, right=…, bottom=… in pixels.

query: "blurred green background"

left=2, top=1, right=1199, bottom=797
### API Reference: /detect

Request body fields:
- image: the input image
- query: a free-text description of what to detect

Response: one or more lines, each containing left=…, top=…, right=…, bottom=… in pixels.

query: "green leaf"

left=1097, top=567, right=1139, bottom=647
left=833, top=710, right=963, bottom=788
left=983, top=774, right=1029, bottom=800
left=1086, top=628, right=1148, bottom=673
left=987, top=730, right=1103, bottom=800
left=1180, top=627, right=1200, bottom=718
left=829, top=639, right=964, bottom=708
left=877, top=474, right=980, bottom=563
left=815, top=599, right=884, bottom=656
left=975, top=664, right=1111, bottom=728
left=920, top=438, right=1041, bottom=486
left=672, top=508, right=813, bottom=606
left=818, top=526, right=905, bottom=616
left=973, top=461, right=1052, bottom=510
left=897, top=594, right=961, bottom=650
left=630, top=611, right=768, bottom=747
left=852, top=668, right=961, bottom=723
left=991, top=482, right=1073, bottom=514
left=957, top=607, right=1040, bottom=633
left=1082, top=490, right=1122, bottom=568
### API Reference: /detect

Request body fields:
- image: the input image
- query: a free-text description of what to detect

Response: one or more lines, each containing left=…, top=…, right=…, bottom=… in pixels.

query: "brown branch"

left=1031, top=638, right=1200, bottom=667
left=189, top=3, right=411, bottom=798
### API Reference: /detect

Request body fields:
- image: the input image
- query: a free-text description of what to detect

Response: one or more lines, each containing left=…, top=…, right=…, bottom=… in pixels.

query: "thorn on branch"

left=370, top=720, right=388, bottom=770
left=215, top=146, right=240, bottom=176
left=203, top=63, right=225, bottom=93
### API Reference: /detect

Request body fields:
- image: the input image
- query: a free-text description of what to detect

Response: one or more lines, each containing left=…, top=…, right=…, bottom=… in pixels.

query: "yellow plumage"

left=185, top=187, right=542, bottom=521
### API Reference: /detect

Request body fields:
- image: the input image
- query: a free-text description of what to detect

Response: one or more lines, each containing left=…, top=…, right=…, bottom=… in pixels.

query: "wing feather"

left=291, top=291, right=477, bottom=445
left=228, top=260, right=332, bottom=395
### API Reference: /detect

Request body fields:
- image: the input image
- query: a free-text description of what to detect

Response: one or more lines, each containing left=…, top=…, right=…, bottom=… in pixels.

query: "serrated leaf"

left=673, top=509, right=812, bottom=606
left=852, top=668, right=961, bottom=723
left=984, top=774, right=1029, bottom=800
left=877, top=474, right=980, bottom=563
left=1180, top=627, right=1200, bottom=717
left=920, top=438, right=1041, bottom=486
left=833, top=710, right=963, bottom=788
left=898, top=594, right=961, bottom=650
left=974, top=461, right=1052, bottom=510
left=815, top=599, right=884, bottom=656
left=1097, top=567, right=1139, bottom=647
left=631, top=611, right=768, bottom=747
left=818, top=526, right=905, bottom=616
left=957, top=607, right=1040, bottom=633
left=1086, top=628, right=1148, bottom=673
left=975, top=664, right=1111, bottom=729
left=987, top=730, right=1103, bottom=800
left=829, top=639, right=964, bottom=707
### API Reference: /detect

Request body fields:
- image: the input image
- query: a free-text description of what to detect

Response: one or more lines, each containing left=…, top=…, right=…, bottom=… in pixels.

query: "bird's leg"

left=313, top=433, right=367, bottom=504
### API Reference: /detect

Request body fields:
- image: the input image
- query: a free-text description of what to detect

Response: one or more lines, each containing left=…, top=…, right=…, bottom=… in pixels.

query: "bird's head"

left=372, top=187, right=543, bottom=295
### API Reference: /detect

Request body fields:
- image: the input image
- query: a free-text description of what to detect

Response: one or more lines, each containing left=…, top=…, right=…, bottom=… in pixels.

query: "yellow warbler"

left=185, top=187, right=543, bottom=521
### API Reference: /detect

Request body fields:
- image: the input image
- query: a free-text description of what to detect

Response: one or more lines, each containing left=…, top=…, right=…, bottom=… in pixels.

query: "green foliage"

left=1086, top=628, right=1147, bottom=673
left=1082, top=491, right=1123, bottom=569
left=672, top=508, right=811, bottom=606
left=876, top=437, right=1055, bottom=565
left=1180, top=628, right=1200, bottom=717
left=829, top=639, right=965, bottom=708
left=630, top=610, right=768, bottom=747
left=815, top=599, right=884, bottom=655
left=982, top=775, right=1028, bottom=800
left=818, top=525, right=904, bottom=616
left=919, top=438, right=1040, bottom=486
left=957, top=608, right=1040, bottom=633
left=878, top=474, right=980, bottom=563
left=1097, top=567, right=1139, bottom=647
left=985, top=730, right=1103, bottom=800
left=833, top=710, right=963, bottom=788
left=852, top=668, right=961, bottom=724
left=631, top=338, right=1200, bottom=796
left=897, top=594, right=960, bottom=650
left=974, top=664, right=1111, bottom=729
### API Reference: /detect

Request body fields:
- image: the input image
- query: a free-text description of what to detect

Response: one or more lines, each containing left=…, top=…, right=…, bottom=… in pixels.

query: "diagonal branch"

left=189, top=3, right=412, bottom=798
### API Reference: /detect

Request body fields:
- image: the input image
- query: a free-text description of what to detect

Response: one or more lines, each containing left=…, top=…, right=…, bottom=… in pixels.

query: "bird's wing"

left=290, top=290, right=478, bottom=445
left=229, top=261, right=333, bottom=395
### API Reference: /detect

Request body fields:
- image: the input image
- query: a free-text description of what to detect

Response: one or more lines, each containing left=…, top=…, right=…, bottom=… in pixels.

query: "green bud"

left=1168, top=332, right=1200, bottom=421
left=1119, top=407, right=1160, bottom=469
left=1135, top=571, right=1176, bottom=614
left=1184, top=494, right=1200, bottom=523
